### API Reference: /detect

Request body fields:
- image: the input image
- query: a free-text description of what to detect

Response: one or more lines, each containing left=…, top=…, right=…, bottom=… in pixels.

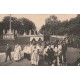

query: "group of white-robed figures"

left=13, top=43, right=44, bottom=65
left=13, top=42, right=67, bottom=66
left=23, top=44, right=44, bottom=65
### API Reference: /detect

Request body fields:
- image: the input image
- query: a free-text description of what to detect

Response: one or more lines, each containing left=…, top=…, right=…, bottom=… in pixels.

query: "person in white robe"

left=27, top=44, right=32, bottom=60
left=13, top=44, right=21, bottom=61
left=57, top=42, right=62, bottom=66
left=43, top=47, right=47, bottom=56
left=58, top=43, right=62, bottom=56
left=31, top=45, right=39, bottom=65
left=54, top=45, right=58, bottom=65
left=54, top=45, right=58, bottom=56
left=23, top=44, right=28, bottom=58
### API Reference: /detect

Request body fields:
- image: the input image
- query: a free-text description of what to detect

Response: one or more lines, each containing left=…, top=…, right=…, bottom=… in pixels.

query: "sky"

left=0, top=14, right=77, bottom=31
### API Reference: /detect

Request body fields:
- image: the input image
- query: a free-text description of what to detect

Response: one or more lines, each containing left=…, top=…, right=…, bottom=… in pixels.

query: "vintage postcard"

left=0, top=14, right=80, bottom=66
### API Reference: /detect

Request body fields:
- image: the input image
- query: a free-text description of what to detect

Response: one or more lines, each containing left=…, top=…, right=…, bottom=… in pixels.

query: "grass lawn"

left=66, top=47, right=80, bottom=65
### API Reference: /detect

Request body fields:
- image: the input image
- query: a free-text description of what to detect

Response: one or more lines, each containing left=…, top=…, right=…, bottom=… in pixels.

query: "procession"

left=4, top=39, right=67, bottom=66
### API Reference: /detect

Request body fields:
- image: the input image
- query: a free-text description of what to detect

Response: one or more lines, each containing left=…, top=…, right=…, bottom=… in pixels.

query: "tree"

left=56, top=20, right=69, bottom=35
left=17, top=18, right=36, bottom=35
left=0, top=16, right=18, bottom=34
left=40, top=15, right=61, bottom=35
left=0, top=16, right=36, bottom=35
left=40, top=14, right=80, bottom=36
left=58, top=15, right=80, bottom=35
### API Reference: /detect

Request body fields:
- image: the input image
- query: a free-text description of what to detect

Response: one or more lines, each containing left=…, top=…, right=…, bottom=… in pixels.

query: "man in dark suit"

left=46, top=45, right=54, bottom=66
left=62, top=42, right=67, bottom=64
left=5, top=44, right=12, bottom=62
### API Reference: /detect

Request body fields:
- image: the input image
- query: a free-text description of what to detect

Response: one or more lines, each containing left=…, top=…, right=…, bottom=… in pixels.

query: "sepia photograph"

left=0, top=14, right=80, bottom=66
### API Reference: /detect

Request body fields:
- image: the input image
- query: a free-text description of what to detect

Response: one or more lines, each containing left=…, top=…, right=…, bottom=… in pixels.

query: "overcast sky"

left=0, top=14, right=77, bottom=31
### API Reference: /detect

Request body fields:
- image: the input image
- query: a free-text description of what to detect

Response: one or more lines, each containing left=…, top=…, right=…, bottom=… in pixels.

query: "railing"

left=17, top=34, right=43, bottom=37
left=3, top=34, right=15, bottom=40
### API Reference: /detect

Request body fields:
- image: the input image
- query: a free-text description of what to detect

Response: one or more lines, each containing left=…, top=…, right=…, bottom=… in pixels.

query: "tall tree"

left=40, top=15, right=61, bottom=35
left=0, top=16, right=36, bottom=35
left=17, top=18, right=36, bottom=35
left=1, top=16, right=18, bottom=33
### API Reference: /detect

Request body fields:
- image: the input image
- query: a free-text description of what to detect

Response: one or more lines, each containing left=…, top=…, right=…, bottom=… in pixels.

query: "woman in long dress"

left=57, top=42, right=62, bottom=66
left=13, top=44, right=21, bottom=61
left=54, top=44, right=58, bottom=65
left=31, top=45, right=39, bottom=66
left=27, top=44, right=32, bottom=60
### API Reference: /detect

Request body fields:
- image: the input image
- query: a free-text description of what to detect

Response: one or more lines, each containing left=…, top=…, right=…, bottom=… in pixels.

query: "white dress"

left=14, top=45, right=21, bottom=61
left=58, top=45, right=62, bottom=55
left=54, top=46, right=58, bottom=56
left=43, top=47, right=47, bottom=56
left=31, top=46, right=39, bottom=65
left=23, top=46, right=28, bottom=53
left=27, top=45, right=32, bottom=54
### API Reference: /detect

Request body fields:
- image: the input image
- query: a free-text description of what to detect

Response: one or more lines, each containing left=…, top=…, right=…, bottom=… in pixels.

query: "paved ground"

left=0, top=47, right=80, bottom=66
left=0, top=58, right=31, bottom=66
left=0, top=58, right=48, bottom=66
left=0, top=51, right=48, bottom=66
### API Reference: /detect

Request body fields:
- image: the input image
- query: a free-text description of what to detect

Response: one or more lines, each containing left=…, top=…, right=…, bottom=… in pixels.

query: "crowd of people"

left=5, top=40, right=67, bottom=66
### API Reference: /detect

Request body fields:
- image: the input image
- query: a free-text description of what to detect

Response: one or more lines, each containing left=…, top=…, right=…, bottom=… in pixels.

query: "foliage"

left=40, top=14, right=80, bottom=36
left=0, top=16, right=36, bottom=35
left=40, top=15, right=61, bottom=35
